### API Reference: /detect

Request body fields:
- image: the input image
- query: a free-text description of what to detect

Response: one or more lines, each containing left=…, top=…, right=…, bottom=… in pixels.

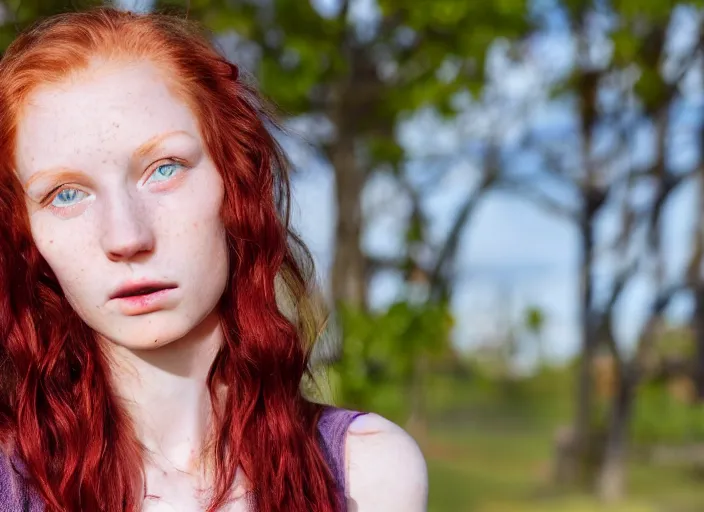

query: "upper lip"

left=109, top=280, right=177, bottom=300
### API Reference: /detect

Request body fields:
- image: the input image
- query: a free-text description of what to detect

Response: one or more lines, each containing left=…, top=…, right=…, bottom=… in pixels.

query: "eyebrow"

left=131, top=130, right=192, bottom=160
left=24, top=169, right=87, bottom=190
left=23, top=130, right=193, bottom=189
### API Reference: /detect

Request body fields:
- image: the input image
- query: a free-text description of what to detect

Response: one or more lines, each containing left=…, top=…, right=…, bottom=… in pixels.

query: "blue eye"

left=146, top=162, right=185, bottom=184
left=51, top=188, right=87, bottom=208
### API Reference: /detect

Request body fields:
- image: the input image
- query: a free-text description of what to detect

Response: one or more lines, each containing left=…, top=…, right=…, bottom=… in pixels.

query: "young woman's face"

left=14, top=61, right=229, bottom=350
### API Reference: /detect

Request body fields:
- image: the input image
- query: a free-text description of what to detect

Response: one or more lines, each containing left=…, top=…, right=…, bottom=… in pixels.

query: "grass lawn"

left=424, top=419, right=704, bottom=512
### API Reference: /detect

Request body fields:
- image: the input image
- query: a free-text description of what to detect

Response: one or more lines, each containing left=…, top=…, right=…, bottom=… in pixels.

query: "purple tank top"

left=317, top=407, right=367, bottom=511
left=0, top=405, right=365, bottom=511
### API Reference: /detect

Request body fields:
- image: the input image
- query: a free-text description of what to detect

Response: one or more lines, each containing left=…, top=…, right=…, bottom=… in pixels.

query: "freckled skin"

left=14, top=61, right=230, bottom=351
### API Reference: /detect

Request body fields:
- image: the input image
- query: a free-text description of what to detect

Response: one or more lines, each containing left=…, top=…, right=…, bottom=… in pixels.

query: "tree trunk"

left=694, top=171, right=704, bottom=399
left=566, top=60, right=601, bottom=486
left=595, top=369, right=635, bottom=503
left=568, top=219, right=596, bottom=485
left=330, top=131, right=367, bottom=310
left=693, top=286, right=704, bottom=399
left=322, top=48, right=376, bottom=362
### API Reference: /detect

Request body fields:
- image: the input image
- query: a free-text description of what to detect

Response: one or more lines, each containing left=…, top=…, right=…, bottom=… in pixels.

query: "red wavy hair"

left=0, top=7, right=338, bottom=512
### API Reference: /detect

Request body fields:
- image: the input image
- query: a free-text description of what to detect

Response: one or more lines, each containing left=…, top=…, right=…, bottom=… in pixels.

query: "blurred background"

left=6, top=0, right=704, bottom=510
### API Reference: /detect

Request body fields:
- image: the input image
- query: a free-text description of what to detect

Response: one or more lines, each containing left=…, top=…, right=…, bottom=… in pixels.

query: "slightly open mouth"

left=111, top=284, right=177, bottom=300
left=116, top=287, right=162, bottom=298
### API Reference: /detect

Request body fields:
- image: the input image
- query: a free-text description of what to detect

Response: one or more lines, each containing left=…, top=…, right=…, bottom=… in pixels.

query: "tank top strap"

left=317, top=406, right=368, bottom=511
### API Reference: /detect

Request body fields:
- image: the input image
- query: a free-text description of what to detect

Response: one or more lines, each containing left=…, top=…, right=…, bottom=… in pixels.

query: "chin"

left=109, top=329, right=187, bottom=351
left=98, top=314, right=197, bottom=351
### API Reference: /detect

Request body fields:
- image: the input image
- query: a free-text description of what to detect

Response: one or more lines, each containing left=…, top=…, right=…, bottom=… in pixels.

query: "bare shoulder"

left=345, top=413, right=428, bottom=512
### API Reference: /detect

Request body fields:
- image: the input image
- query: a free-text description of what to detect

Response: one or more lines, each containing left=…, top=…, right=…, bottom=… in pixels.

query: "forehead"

left=15, top=60, right=198, bottom=179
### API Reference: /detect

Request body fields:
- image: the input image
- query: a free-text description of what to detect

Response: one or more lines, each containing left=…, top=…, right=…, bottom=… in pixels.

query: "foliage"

left=525, top=306, right=546, bottom=335
left=328, top=300, right=454, bottom=414
left=0, top=0, right=103, bottom=52
left=631, top=381, right=704, bottom=445
left=157, top=0, right=531, bottom=168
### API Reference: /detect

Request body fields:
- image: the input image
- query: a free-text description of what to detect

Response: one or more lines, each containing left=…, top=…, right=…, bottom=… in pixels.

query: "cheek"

left=30, top=218, right=94, bottom=292
left=190, top=195, right=226, bottom=263
left=154, top=169, right=227, bottom=268
left=171, top=168, right=224, bottom=237
left=190, top=174, right=228, bottom=277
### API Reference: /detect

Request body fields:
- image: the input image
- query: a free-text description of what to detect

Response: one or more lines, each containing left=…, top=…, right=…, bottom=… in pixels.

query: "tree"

left=158, top=0, right=531, bottom=323
left=524, top=306, right=547, bottom=367
left=504, top=0, right=703, bottom=499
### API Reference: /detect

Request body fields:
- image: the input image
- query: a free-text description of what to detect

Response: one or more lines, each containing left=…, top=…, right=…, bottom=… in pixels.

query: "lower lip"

left=111, top=288, right=177, bottom=316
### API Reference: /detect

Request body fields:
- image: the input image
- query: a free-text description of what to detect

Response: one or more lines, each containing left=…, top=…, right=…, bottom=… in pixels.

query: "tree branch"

left=429, top=159, right=499, bottom=298
left=498, top=180, right=580, bottom=221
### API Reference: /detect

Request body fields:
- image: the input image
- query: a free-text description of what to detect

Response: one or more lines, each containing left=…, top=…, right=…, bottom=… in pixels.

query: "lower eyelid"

left=46, top=198, right=91, bottom=216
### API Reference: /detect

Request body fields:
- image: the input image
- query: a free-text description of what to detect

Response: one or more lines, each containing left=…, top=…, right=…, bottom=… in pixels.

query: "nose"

left=100, top=191, right=155, bottom=262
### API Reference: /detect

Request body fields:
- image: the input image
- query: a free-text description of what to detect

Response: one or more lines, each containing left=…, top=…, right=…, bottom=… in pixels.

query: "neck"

left=105, top=312, right=222, bottom=473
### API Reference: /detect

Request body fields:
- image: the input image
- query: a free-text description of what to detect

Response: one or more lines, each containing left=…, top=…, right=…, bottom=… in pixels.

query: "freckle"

left=49, top=240, right=53, bottom=244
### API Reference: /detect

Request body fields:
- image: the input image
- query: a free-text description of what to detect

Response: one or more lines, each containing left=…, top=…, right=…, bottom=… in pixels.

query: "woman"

left=0, top=6, right=427, bottom=512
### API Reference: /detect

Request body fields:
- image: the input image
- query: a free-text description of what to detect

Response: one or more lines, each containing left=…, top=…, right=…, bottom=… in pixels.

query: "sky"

left=115, top=0, right=703, bottom=369
left=114, top=0, right=151, bottom=12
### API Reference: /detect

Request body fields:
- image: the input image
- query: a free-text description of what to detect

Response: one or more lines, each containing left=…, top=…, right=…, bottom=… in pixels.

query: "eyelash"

left=40, top=158, right=189, bottom=208
left=143, top=160, right=187, bottom=184
left=41, top=184, right=78, bottom=208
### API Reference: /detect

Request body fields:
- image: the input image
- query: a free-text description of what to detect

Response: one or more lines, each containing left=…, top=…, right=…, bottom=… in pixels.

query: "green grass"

left=424, top=418, right=704, bottom=512
left=336, top=366, right=704, bottom=511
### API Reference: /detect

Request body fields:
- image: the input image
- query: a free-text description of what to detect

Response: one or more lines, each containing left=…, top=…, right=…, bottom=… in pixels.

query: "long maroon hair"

left=0, top=7, right=338, bottom=512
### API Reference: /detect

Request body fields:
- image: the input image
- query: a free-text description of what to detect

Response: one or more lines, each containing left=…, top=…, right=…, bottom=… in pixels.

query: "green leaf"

left=634, top=65, right=667, bottom=112
left=612, top=29, right=640, bottom=64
